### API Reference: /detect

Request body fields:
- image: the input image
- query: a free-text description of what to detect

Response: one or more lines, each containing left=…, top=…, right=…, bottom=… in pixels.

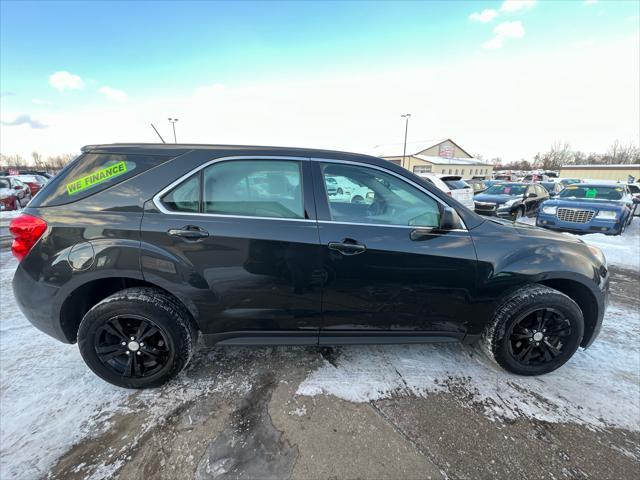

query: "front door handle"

left=168, top=225, right=209, bottom=240
left=328, top=240, right=367, bottom=255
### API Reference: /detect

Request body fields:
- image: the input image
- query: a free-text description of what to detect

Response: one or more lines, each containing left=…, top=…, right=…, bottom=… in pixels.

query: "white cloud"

left=500, top=0, right=536, bottom=13
left=48, top=71, right=84, bottom=91
left=32, top=98, right=53, bottom=106
left=2, top=34, right=637, bottom=164
left=482, top=21, right=526, bottom=49
left=99, top=86, right=128, bottom=103
left=469, top=9, right=498, bottom=23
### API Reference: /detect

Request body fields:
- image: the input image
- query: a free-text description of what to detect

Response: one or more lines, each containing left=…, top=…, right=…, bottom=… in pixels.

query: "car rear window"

left=444, top=180, right=470, bottom=190
left=31, top=153, right=174, bottom=207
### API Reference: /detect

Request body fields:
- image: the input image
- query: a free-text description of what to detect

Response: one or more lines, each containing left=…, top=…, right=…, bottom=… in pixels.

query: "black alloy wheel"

left=95, top=315, right=170, bottom=378
left=78, top=287, right=197, bottom=388
left=507, top=308, right=571, bottom=366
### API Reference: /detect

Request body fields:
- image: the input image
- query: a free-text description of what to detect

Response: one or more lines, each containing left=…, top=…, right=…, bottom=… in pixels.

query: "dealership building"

left=372, top=139, right=494, bottom=179
left=559, top=164, right=640, bottom=182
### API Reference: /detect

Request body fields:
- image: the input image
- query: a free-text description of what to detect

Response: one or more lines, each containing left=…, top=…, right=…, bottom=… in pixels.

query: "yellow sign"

left=66, top=162, right=127, bottom=195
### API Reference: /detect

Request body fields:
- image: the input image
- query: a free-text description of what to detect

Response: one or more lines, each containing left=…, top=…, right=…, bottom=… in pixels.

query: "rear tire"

left=352, top=195, right=364, bottom=204
left=481, top=284, right=583, bottom=376
left=78, top=287, right=198, bottom=389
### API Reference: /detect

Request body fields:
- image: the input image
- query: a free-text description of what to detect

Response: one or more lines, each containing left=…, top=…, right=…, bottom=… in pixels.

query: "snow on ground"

left=298, top=301, right=640, bottom=430
left=0, top=251, right=251, bottom=480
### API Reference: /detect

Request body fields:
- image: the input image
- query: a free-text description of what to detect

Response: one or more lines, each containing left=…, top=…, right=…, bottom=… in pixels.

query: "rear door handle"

left=168, top=225, right=209, bottom=240
left=328, top=240, right=367, bottom=255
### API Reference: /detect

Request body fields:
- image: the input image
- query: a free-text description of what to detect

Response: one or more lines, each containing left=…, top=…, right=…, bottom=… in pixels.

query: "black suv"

left=11, top=145, right=609, bottom=388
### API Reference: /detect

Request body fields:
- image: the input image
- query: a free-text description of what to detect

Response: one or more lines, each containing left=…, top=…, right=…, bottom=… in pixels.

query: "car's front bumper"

left=536, top=214, right=623, bottom=235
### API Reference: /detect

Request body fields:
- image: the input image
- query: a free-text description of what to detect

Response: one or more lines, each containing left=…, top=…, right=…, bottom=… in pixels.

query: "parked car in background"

left=537, top=183, right=638, bottom=235
left=325, top=176, right=338, bottom=195
left=466, top=178, right=487, bottom=194
left=10, top=143, right=609, bottom=388
left=474, top=182, right=549, bottom=220
left=522, top=173, right=549, bottom=183
left=1, top=176, right=32, bottom=210
left=481, top=179, right=503, bottom=190
left=11, top=174, right=47, bottom=197
left=324, top=175, right=374, bottom=203
left=439, top=175, right=474, bottom=209
left=540, top=181, right=564, bottom=196
left=494, top=174, right=518, bottom=182
left=560, top=178, right=582, bottom=186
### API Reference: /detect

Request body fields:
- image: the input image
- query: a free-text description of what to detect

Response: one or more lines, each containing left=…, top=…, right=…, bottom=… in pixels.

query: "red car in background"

left=10, top=174, right=48, bottom=197
left=0, top=177, right=32, bottom=211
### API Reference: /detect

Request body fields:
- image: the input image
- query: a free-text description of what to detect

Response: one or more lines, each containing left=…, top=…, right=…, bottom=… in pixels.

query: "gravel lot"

left=1, top=215, right=638, bottom=480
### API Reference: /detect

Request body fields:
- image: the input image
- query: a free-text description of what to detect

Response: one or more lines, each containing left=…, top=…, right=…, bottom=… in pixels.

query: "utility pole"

left=401, top=114, right=411, bottom=169
left=168, top=118, right=179, bottom=143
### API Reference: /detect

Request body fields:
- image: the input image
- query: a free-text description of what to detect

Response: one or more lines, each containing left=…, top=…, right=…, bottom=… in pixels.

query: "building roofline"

left=560, top=164, right=640, bottom=170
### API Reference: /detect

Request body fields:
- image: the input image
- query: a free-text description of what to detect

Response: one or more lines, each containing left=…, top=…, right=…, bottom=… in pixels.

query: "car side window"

left=320, top=163, right=441, bottom=227
left=161, top=174, right=200, bottom=213
left=202, top=160, right=304, bottom=219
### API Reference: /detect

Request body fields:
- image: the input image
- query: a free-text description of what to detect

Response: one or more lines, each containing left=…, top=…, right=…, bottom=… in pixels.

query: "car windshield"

left=484, top=184, right=526, bottom=196
left=443, top=179, right=469, bottom=190
left=559, top=185, right=624, bottom=200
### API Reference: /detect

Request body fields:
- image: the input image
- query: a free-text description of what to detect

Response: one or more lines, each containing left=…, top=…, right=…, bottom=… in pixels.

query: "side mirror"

left=549, top=191, right=557, bottom=197
left=439, top=206, right=462, bottom=230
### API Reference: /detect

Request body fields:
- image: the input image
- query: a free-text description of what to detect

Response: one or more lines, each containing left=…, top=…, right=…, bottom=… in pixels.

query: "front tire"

left=481, top=284, right=583, bottom=376
left=78, top=287, right=198, bottom=389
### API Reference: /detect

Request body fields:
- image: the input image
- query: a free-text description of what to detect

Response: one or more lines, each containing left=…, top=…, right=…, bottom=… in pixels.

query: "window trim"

left=153, top=155, right=314, bottom=222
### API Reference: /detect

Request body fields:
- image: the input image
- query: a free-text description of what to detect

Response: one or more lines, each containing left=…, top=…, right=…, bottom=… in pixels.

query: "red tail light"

left=9, top=214, right=47, bottom=261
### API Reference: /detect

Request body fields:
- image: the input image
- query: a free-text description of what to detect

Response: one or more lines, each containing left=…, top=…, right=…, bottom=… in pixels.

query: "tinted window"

left=629, top=185, right=640, bottom=194
left=32, top=153, right=173, bottom=207
left=202, top=160, right=304, bottom=219
left=161, top=175, right=200, bottom=213
left=321, top=163, right=441, bottom=227
left=0, top=179, right=9, bottom=189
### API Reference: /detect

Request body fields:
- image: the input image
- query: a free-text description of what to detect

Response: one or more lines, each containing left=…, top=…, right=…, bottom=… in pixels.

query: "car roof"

left=82, top=143, right=381, bottom=161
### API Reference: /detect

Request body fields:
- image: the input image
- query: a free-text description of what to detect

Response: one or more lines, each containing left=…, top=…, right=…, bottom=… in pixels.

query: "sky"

left=1, top=0, right=639, bottom=163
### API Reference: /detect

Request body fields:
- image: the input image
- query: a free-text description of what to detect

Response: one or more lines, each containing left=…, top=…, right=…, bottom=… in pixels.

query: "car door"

left=141, top=157, right=323, bottom=343
left=311, top=160, right=477, bottom=339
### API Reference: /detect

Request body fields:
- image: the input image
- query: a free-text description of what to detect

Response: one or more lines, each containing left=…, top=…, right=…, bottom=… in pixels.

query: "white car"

left=415, top=173, right=474, bottom=209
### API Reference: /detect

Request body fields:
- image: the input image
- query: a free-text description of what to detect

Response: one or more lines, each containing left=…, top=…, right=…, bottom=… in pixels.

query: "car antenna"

left=150, top=123, right=166, bottom=144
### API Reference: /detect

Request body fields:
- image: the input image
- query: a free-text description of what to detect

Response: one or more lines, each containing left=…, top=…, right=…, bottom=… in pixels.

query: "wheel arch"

left=535, top=278, right=599, bottom=348
left=59, top=276, right=197, bottom=344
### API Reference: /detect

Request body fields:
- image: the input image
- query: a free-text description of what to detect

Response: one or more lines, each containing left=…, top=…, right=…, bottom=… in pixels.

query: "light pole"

left=401, top=114, right=411, bottom=169
left=168, top=118, right=179, bottom=143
